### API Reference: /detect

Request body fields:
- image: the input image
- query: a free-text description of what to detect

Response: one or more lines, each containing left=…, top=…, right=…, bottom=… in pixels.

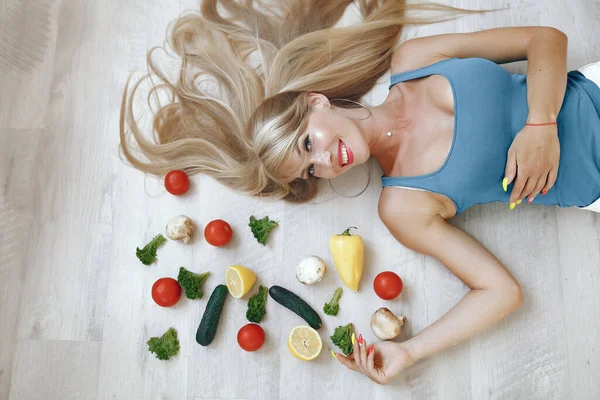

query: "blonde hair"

left=120, top=0, right=475, bottom=203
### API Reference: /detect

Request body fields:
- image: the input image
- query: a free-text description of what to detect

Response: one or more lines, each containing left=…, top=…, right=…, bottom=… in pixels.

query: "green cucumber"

left=269, top=285, right=322, bottom=330
left=196, top=285, right=228, bottom=346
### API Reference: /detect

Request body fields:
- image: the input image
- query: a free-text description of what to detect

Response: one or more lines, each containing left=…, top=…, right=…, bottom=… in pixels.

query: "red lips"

left=337, top=139, right=354, bottom=168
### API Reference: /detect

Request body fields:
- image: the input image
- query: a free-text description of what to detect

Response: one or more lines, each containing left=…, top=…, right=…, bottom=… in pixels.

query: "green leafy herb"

left=136, top=234, right=166, bottom=265
left=323, top=287, right=343, bottom=316
left=177, top=267, right=210, bottom=299
left=331, top=323, right=354, bottom=355
left=248, top=215, right=279, bottom=245
left=246, top=285, right=269, bottom=323
left=147, top=327, right=180, bottom=360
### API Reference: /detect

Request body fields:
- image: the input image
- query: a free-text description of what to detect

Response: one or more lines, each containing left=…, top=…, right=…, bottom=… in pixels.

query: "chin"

left=338, top=160, right=365, bottom=177
left=352, top=154, right=369, bottom=167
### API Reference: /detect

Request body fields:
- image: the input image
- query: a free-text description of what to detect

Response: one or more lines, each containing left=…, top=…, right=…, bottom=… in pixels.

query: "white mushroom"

left=165, top=215, right=194, bottom=243
left=296, top=256, right=327, bottom=285
left=370, top=308, right=407, bottom=341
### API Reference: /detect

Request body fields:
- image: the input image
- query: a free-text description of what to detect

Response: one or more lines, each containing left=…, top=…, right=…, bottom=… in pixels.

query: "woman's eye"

left=304, top=135, right=311, bottom=152
left=308, top=164, right=315, bottom=178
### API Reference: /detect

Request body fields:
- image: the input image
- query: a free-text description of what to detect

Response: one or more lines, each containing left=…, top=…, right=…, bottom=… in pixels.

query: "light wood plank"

left=0, top=129, right=39, bottom=400
left=0, top=0, right=60, bottom=129
left=8, top=340, right=101, bottom=400
left=556, top=209, right=600, bottom=400
left=14, top=0, right=121, bottom=342
left=189, top=398, right=246, bottom=400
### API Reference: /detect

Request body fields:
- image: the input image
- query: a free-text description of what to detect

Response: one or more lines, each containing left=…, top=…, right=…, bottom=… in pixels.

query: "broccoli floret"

left=147, top=327, right=180, bottom=360
left=177, top=267, right=210, bottom=299
left=331, top=323, right=354, bottom=355
left=136, top=234, right=166, bottom=265
left=323, top=287, right=343, bottom=316
left=246, top=285, right=268, bottom=323
left=248, top=215, right=279, bottom=245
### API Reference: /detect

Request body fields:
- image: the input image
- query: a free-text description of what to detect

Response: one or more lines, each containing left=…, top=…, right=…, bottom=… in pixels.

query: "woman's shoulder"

left=377, top=187, right=456, bottom=249
left=378, top=186, right=456, bottom=224
left=390, top=39, right=452, bottom=76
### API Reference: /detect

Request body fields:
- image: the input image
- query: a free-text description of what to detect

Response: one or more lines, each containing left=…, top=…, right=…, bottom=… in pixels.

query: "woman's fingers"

left=365, top=344, right=387, bottom=385
left=512, top=168, right=556, bottom=206
left=515, top=172, right=541, bottom=203
left=504, top=149, right=517, bottom=188
left=334, top=334, right=387, bottom=384
left=527, top=174, right=548, bottom=203
left=367, top=344, right=376, bottom=373
left=350, top=333, right=371, bottom=372
left=334, top=341, right=396, bottom=385
left=509, top=172, right=527, bottom=204
left=359, top=336, right=368, bottom=371
left=352, top=333, right=362, bottom=370
left=505, top=124, right=561, bottom=206
left=358, top=338, right=378, bottom=383
left=541, top=168, right=558, bottom=195
left=334, top=352, right=360, bottom=372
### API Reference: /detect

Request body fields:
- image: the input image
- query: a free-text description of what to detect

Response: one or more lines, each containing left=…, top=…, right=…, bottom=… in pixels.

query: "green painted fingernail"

left=502, top=177, right=508, bottom=192
left=510, top=202, right=516, bottom=210
left=331, top=350, right=337, bottom=360
left=516, top=199, right=522, bottom=205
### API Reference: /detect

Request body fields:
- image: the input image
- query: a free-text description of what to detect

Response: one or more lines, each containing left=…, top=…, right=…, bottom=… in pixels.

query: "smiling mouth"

left=341, top=144, right=349, bottom=165
left=338, top=139, right=354, bottom=168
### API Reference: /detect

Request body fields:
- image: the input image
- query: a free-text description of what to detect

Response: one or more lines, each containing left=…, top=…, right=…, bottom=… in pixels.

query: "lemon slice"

left=225, top=265, right=256, bottom=298
left=287, top=325, right=322, bottom=361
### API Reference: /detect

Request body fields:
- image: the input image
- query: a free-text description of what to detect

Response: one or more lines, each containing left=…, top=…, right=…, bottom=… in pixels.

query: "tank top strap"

left=389, top=58, right=458, bottom=89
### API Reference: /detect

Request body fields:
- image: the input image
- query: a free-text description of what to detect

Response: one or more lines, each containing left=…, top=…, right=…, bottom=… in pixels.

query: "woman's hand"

left=504, top=124, right=560, bottom=206
left=333, top=336, right=415, bottom=385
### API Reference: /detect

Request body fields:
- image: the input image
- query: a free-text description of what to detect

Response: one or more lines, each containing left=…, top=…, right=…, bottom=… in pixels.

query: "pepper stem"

left=340, top=226, right=357, bottom=236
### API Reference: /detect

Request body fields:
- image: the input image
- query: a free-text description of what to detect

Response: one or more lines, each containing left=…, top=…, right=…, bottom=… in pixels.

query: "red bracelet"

left=525, top=122, right=557, bottom=127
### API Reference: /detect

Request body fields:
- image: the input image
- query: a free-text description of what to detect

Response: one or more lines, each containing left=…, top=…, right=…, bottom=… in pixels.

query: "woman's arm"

left=520, top=29, right=568, bottom=125
left=397, top=217, right=523, bottom=362
left=392, top=27, right=567, bottom=206
left=379, top=189, right=522, bottom=361
left=336, top=189, right=522, bottom=384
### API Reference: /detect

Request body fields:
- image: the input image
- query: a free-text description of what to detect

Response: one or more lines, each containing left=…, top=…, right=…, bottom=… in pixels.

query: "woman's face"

left=291, top=93, right=370, bottom=180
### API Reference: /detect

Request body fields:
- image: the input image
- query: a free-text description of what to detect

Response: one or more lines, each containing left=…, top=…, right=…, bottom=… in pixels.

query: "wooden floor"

left=1, top=0, right=600, bottom=399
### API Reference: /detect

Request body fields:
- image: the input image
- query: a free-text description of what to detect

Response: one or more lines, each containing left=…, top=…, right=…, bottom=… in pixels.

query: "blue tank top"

left=381, top=57, right=600, bottom=214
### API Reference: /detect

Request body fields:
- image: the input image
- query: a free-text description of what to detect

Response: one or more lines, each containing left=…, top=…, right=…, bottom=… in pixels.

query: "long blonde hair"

left=120, top=0, right=474, bottom=202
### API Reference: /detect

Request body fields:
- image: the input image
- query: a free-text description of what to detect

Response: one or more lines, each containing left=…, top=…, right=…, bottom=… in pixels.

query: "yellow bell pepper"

left=328, top=227, right=364, bottom=291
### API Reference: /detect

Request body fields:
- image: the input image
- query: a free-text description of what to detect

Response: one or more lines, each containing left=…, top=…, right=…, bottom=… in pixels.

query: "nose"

left=313, top=150, right=333, bottom=167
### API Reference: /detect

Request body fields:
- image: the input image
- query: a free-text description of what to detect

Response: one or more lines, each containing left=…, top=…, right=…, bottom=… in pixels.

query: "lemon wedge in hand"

left=225, top=265, right=256, bottom=298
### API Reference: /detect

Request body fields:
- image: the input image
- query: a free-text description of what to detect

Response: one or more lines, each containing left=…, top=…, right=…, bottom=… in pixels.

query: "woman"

left=119, top=0, right=600, bottom=385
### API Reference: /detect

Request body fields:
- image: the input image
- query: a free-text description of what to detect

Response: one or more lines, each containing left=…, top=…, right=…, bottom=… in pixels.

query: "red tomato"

left=237, top=323, right=265, bottom=352
left=373, top=271, right=403, bottom=300
left=164, top=170, right=189, bottom=195
left=204, top=219, right=233, bottom=247
left=152, top=278, right=182, bottom=307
